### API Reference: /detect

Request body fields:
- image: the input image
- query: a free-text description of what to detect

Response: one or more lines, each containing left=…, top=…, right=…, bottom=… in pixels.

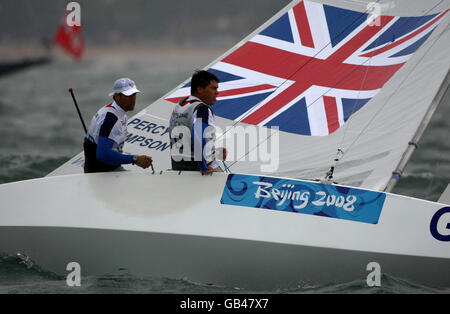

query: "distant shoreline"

left=0, top=44, right=231, bottom=60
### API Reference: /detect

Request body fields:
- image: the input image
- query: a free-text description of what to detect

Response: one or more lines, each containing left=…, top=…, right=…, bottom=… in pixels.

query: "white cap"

left=108, top=78, right=141, bottom=97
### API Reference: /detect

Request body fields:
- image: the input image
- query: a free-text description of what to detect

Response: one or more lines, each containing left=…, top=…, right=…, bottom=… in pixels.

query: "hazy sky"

left=0, top=0, right=290, bottom=46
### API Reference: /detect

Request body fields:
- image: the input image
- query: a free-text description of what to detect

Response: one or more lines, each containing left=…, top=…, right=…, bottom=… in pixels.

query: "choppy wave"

left=0, top=253, right=63, bottom=294
left=392, top=171, right=450, bottom=202
left=1, top=253, right=448, bottom=294
left=291, top=275, right=449, bottom=294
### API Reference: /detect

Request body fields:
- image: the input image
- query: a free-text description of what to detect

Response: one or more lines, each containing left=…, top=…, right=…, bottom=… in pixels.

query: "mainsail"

left=51, top=0, right=450, bottom=192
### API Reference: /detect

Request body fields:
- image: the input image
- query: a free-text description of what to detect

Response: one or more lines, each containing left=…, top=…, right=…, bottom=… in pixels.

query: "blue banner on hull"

left=221, top=174, right=386, bottom=224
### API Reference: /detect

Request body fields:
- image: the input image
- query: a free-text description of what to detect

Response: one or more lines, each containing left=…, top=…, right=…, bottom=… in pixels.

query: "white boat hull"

left=0, top=171, right=449, bottom=289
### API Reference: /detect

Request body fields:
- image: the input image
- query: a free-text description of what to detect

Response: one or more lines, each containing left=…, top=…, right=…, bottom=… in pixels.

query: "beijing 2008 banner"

left=221, top=174, right=386, bottom=224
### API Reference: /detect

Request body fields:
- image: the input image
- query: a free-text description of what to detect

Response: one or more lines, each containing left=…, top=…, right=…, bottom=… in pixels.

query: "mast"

left=384, top=70, right=450, bottom=192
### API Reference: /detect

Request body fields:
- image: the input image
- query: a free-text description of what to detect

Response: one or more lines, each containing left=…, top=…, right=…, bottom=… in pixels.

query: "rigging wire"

left=218, top=0, right=383, bottom=170
left=225, top=0, right=448, bottom=177
left=323, top=0, right=447, bottom=185
left=214, top=1, right=379, bottom=138
left=353, top=17, right=449, bottom=190
left=343, top=0, right=446, bottom=155
left=329, top=0, right=396, bottom=177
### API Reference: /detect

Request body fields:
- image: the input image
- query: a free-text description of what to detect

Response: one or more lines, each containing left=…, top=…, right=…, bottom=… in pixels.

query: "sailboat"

left=0, top=0, right=449, bottom=289
left=0, top=9, right=83, bottom=77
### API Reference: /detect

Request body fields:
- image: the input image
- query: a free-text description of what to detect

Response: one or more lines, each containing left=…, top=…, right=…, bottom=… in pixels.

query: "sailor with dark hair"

left=83, top=78, right=153, bottom=173
left=169, top=70, right=227, bottom=175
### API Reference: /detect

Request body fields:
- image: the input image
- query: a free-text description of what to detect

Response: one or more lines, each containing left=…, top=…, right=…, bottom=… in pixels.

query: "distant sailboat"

left=0, top=56, right=52, bottom=78
left=53, top=10, right=84, bottom=60
left=0, top=0, right=449, bottom=289
left=0, top=9, right=84, bottom=77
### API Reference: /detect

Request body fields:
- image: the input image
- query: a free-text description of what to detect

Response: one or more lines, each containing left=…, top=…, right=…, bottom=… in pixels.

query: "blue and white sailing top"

left=86, top=101, right=133, bottom=165
left=169, top=96, right=219, bottom=170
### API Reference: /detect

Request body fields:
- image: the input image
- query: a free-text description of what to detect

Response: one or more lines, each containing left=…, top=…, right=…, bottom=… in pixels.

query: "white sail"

left=50, top=0, right=449, bottom=193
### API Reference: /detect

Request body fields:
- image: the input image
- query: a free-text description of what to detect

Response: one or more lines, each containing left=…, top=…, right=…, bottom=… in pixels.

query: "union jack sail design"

left=166, top=0, right=448, bottom=136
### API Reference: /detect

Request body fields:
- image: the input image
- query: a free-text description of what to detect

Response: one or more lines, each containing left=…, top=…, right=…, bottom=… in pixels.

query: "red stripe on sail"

left=294, top=1, right=315, bottom=48
left=165, top=84, right=276, bottom=104
left=218, top=84, right=276, bottom=97
left=323, top=96, right=339, bottom=134
left=165, top=96, right=185, bottom=104
left=360, top=10, right=448, bottom=58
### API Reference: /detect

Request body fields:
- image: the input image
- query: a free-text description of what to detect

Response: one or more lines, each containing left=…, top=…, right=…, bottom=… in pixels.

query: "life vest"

left=168, top=96, right=216, bottom=165
left=84, top=102, right=128, bottom=173
left=85, top=102, right=128, bottom=153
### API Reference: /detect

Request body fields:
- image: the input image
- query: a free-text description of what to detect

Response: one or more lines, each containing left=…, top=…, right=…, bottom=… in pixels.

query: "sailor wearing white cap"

left=108, top=77, right=141, bottom=97
left=84, top=78, right=152, bottom=173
